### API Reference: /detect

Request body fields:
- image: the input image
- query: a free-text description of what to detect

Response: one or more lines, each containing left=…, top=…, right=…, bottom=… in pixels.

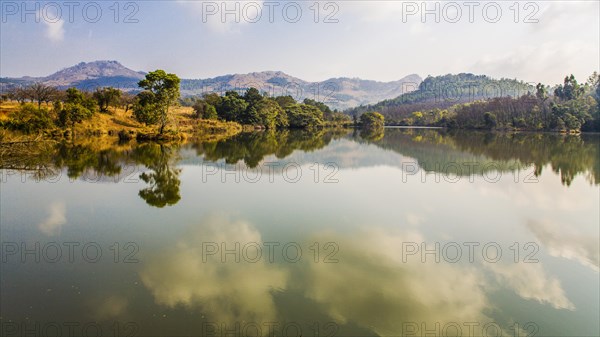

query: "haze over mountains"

left=0, top=60, right=422, bottom=110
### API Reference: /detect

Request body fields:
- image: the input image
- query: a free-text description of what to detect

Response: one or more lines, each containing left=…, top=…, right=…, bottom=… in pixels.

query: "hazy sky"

left=1, top=1, right=598, bottom=85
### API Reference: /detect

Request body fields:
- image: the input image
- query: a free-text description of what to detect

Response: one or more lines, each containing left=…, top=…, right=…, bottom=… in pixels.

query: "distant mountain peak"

left=44, top=60, right=145, bottom=86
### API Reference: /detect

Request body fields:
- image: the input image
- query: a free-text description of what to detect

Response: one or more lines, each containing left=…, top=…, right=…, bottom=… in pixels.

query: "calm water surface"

left=1, top=128, right=599, bottom=337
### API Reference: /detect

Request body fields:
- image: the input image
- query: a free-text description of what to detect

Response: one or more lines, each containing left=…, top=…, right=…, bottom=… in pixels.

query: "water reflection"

left=133, top=144, right=182, bottom=208
left=360, top=129, right=599, bottom=186
left=193, top=129, right=349, bottom=168
left=136, top=214, right=578, bottom=336
left=1, top=128, right=598, bottom=337
left=140, top=214, right=287, bottom=326
left=2, top=129, right=598, bottom=188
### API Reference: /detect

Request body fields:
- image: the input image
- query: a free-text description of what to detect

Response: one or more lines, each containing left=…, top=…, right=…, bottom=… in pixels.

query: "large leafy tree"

left=554, top=74, right=585, bottom=101
left=192, top=99, right=218, bottom=119
left=93, top=87, right=122, bottom=113
left=216, top=91, right=248, bottom=121
left=134, top=70, right=181, bottom=134
left=286, top=104, right=324, bottom=128
left=57, top=88, right=96, bottom=131
left=254, top=99, right=283, bottom=129
left=360, top=111, right=385, bottom=130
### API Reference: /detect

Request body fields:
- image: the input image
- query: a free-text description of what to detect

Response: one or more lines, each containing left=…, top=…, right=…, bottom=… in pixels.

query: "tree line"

left=347, top=72, right=600, bottom=132
left=187, top=88, right=352, bottom=129
left=1, top=69, right=355, bottom=137
left=448, top=73, right=600, bottom=131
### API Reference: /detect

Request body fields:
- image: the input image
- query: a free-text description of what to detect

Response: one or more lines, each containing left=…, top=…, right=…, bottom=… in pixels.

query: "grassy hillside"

left=0, top=101, right=242, bottom=143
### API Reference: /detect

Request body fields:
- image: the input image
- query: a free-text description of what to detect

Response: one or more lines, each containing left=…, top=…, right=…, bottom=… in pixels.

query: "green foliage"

left=253, top=99, right=283, bottom=129
left=445, top=74, right=600, bottom=132
left=303, top=98, right=333, bottom=117
left=360, top=127, right=385, bottom=141
left=536, top=83, right=548, bottom=101
left=133, top=144, right=181, bottom=208
left=193, top=100, right=218, bottom=120
left=203, top=93, right=223, bottom=107
left=93, top=87, right=122, bottom=113
left=554, top=74, right=585, bottom=101
left=286, top=104, right=324, bottom=129
left=347, top=73, right=534, bottom=123
left=7, top=103, right=54, bottom=133
left=65, top=87, right=97, bottom=112
left=274, top=95, right=296, bottom=109
left=483, top=112, right=497, bottom=129
left=360, top=111, right=385, bottom=130
left=58, top=102, right=94, bottom=129
left=216, top=92, right=248, bottom=121
left=243, top=87, right=264, bottom=107
left=133, top=91, right=160, bottom=125
left=134, top=70, right=181, bottom=134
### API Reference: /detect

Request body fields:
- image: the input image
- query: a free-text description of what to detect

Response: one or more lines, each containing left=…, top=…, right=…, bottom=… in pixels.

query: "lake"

left=1, top=128, right=599, bottom=337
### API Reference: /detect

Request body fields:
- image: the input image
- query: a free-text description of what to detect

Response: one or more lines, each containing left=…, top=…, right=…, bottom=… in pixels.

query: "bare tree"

left=27, top=83, right=59, bottom=109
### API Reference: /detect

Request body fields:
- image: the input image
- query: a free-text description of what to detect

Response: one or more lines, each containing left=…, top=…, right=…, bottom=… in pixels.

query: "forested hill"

left=346, top=73, right=534, bottom=121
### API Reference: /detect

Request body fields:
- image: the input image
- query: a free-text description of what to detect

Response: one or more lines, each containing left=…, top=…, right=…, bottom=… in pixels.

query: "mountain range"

left=0, top=60, right=422, bottom=110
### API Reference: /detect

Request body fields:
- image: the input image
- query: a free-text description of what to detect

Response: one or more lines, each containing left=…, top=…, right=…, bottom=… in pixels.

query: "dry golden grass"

left=0, top=101, right=242, bottom=143
left=0, top=101, right=24, bottom=120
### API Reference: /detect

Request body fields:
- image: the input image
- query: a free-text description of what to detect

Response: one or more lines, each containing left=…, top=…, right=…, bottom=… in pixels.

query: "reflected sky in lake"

left=1, top=128, right=598, bottom=337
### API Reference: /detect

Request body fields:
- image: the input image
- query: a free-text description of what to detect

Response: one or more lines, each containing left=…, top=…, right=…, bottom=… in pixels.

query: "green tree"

left=93, top=87, right=122, bottom=113
left=360, top=112, right=385, bottom=130
left=134, top=70, right=181, bottom=134
left=274, top=95, right=296, bottom=109
left=554, top=74, right=585, bottom=101
left=253, top=98, right=283, bottom=129
left=286, top=104, right=324, bottom=129
left=56, top=88, right=96, bottom=131
left=193, top=100, right=218, bottom=119
left=483, top=112, right=498, bottom=129
left=58, top=103, right=93, bottom=129
left=303, top=98, right=333, bottom=119
left=243, top=87, right=264, bottom=107
left=8, top=103, right=54, bottom=133
left=216, top=92, right=248, bottom=121
left=535, top=83, right=548, bottom=101
left=133, top=91, right=160, bottom=125
left=203, top=93, right=222, bottom=108
left=65, top=87, right=97, bottom=112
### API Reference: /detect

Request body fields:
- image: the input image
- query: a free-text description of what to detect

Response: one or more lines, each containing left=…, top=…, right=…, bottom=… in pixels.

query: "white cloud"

left=527, top=219, right=599, bottom=272
left=140, top=214, right=287, bottom=325
left=43, top=19, right=65, bottom=42
left=303, top=228, right=493, bottom=335
left=487, top=263, right=575, bottom=310
left=472, top=41, right=598, bottom=85
left=38, top=201, right=67, bottom=236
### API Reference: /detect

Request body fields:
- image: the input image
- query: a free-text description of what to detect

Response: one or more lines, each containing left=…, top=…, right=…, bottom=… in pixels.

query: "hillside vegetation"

left=347, top=73, right=600, bottom=132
